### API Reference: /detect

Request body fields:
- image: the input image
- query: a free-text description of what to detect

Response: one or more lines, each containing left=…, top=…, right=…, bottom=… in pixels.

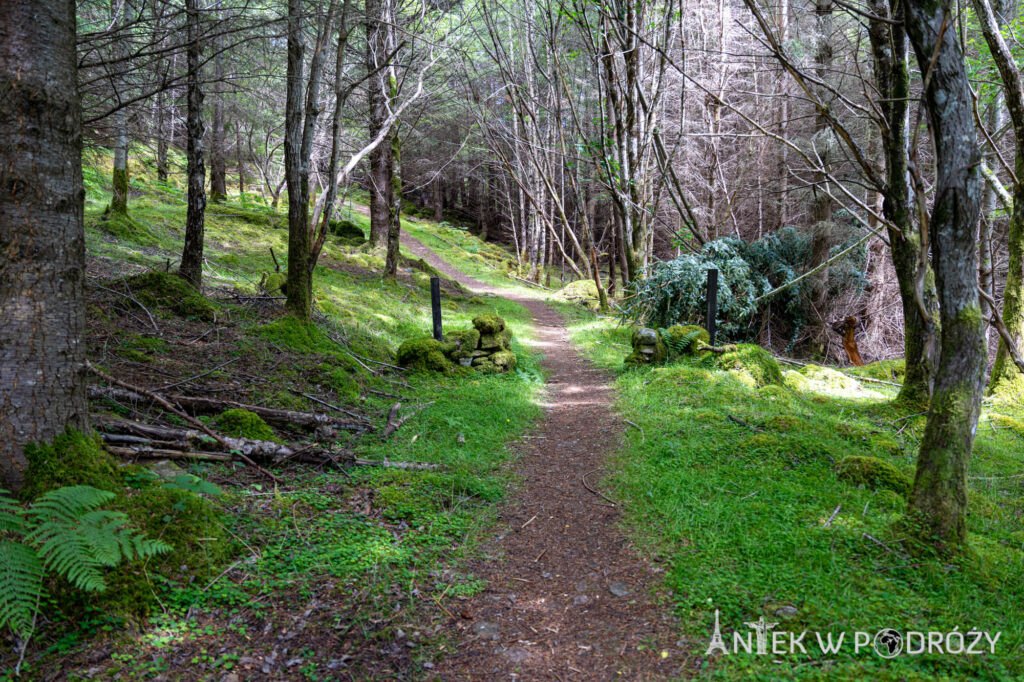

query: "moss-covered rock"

left=625, top=327, right=668, bottom=366
left=212, top=408, right=278, bottom=442
left=123, top=271, right=218, bottom=321
left=472, top=314, right=506, bottom=334
left=396, top=337, right=454, bottom=372
left=711, top=344, right=783, bottom=387
left=664, top=324, right=710, bottom=356
left=446, top=328, right=481, bottom=362
left=263, top=271, right=287, bottom=295
left=489, top=349, right=517, bottom=372
left=329, top=218, right=366, bottom=245
left=554, top=279, right=601, bottom=310
left=479, top=328, right=512, bottom=351
left=835, top=455, right=911, bottom=496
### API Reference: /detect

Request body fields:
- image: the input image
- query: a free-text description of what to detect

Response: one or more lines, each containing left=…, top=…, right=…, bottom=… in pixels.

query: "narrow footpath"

left=402, top=235, right=686, bottom=680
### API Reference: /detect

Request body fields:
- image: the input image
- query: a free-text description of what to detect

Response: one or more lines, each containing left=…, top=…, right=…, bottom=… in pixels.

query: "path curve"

left=402, top=234, right=685, bottom=680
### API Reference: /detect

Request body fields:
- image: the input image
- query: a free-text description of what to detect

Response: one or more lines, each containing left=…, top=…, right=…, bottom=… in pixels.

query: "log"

left=88, top=385, right=372, bottom=432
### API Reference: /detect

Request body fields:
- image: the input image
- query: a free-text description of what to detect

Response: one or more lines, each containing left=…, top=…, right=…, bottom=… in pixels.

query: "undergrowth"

left=562, top=305, right=1024, bottom=680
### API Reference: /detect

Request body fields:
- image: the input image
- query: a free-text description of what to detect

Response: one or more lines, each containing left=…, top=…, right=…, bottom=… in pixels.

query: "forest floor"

left=402, top=235, right=687, bottom=679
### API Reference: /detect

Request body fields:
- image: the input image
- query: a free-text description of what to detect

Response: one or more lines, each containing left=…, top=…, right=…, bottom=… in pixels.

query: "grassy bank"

left=9, top=149, right=543, bottom=679
left=563, top=308, right=1024, bottom=680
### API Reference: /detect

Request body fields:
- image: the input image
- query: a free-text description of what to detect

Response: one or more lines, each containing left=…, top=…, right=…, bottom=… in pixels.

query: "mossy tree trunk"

left=867, top=2, right=939, bottom=405
left=973, top=0, right=1024, bottom=398
left=903, top=0, right=987, bottom=552
left=0, top=0, right=88, bottom=490
left=384, top=69, right=402, bottom=278
left=108, top=0, right=129, bottom=216
left=179, top=0, right=206, bottom=289
left=209, top=47, right=227, bottom=203
left=366, top=0, right=391, bottom=251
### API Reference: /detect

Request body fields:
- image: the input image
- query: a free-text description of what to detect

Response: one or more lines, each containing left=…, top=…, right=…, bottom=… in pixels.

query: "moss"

left=91, top=212, right=157, bottom=246
left=765, top=414, right=802, bottom=431
left=329, top=218, right=366, bottom=245
left=990, top=414, right=1024, bottom=437
left=406, top=257, right=441, bottom=278
left=835, top=455, right=911, bottom=496
left=212, top=409, right=278, bottom=442
left=489, top=350, right=518, bottom=372
left=785, top=363, right=882, bottom=398
left=256, top=315, right=334, bottom=355
left=447, top=327, right=481, bottom=356
left=396, top=337, right=454, bottom=372
left=263, top=271, right=287, bottom=295
left=467, top=296, right=485, bottom=305
left=123, top=271, right=218, bottom=321
left=554, top=279, right=600, bottom=310
left=472, top=314, right=506, bottom=334
left=626, top=327, right=668, bottom=366
left=206, top=202, right=286, bottom=229
left=759, top=384, right=793, bottom=404
left=21, top=429, right=234, bottom=618
left=376, top=484, right=439, bottom=522
left=479, top=328, right=512, bottom=351
left=327, top=366, right=361, bottom=401
left=869, top=433, right=903, bottom=457
left=711, top=344, right=783, bottom=387
left=664, top=324, right=710, bottom=355
left=847, top=358, right=906, bottom=382
left=413, top=271, right=433, bottom=290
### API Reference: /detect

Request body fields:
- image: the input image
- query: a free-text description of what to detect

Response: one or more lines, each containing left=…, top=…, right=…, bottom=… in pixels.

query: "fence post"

left=430, top=277, right=443, bottom=341
left=706, top=268, right=718, bottom=347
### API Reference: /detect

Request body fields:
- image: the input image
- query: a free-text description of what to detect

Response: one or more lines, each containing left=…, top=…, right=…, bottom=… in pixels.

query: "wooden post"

left=430, top=276, right=443, bottom=340
left=706, top=268, right=718, bottom=346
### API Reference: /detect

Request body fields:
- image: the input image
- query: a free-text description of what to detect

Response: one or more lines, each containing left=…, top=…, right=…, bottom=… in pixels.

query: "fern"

left=660, top=328, right=704, bottom=356
left=0, top=486, right=171, bottom=643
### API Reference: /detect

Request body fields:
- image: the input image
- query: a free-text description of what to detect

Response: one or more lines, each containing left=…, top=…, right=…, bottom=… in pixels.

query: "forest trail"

left=401, top=234, right=686, bottom=680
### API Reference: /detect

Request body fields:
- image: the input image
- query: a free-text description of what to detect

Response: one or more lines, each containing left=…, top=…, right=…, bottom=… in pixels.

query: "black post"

left=430, top=276, right=443, bottom=341
left=706, top=268, right=718, bottom=347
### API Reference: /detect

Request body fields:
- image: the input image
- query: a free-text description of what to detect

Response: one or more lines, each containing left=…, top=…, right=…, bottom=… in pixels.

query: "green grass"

left=564, top=309, right=1024, bottom=680
left=12, top=147, right=546, bottom=679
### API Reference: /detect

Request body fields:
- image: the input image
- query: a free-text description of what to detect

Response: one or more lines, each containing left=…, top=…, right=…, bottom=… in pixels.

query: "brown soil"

left=402, top=235, right=686, bottom=680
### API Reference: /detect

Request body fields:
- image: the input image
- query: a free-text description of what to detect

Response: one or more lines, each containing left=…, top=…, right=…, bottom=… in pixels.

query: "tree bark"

left=972, top=0, right=1024, bottom=397
left=179, top=0, right=206, bottom=289
left=285, top=0, right=312, bottom=318
left=366, top=0, right=392, bottom=250
left=0, top=0, right=88, bottom=490
left=209, top=49, right=227, bottom=203
left=108, top=0, right=129, bottom=216
left=868, top=0, right=939, bottom=404
left=903, top=0, right=987, bottom=552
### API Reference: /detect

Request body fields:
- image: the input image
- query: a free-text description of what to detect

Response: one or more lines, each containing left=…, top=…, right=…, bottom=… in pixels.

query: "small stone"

left=457, top=432, right=466, bottom=444
left=608, top=581, right=632, bottom=597
left=471, top=621, right=501, bottom=641
left=573, top=595, right=590, bottom=606
left=636, top=329, right=659, bottom=345
left=501, top=646, right=530, bottom=663
left=774, top=605, right=799, bottom=618
left=422, top=662, right=435, bottom=669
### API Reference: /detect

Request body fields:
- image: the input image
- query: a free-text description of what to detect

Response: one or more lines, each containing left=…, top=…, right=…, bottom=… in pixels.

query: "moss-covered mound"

left=122, top=270, right=218, bottom=321
left=711, top=344, right=783, bottom=387
left=846, top=358, right=905, bottom=383
left=664, top=324, right=710, bottom=356
left=91, top=212, right=158, bottom=246
left=22, top=429, right=235, bottom=618
left=329, top=218, right=367, bottom=246
left=262, top=271, right=287, bottom=295
left=213, top=408, right=278, bottom=442
left=554, top=279, right=601, bottom=310
left=396, top=337, right=455, bottom=372
left=397, top=315, right=516, bottom=373
left=784, top=364, right=883, bottom=399
left=835, top=455, right=911, bottom=496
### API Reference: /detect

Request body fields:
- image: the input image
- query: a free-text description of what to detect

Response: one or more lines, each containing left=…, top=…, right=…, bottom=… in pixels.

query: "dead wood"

left=88, top=384, right=371, bottom=431
left=380, top=401, right=434, bottom=441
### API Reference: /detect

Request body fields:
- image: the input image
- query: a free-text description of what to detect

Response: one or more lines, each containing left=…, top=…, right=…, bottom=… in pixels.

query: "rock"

left=146, top=459, right=185, bottom=481
left=573, top=595, right=591, bottom=606
left=774, top=605, right=799, bottom=618
left=458, top=357, right=473, bottom=367
left=471, top=621, right=501, bottom=641
left=457, top=432, right=466, bottom=444
left=608, top=581, right=632, bottom=597
left=501, top=646, right=530, bottom=663
left=472, top=314, right=506, bottom=334
left=490, top=350, right=517, bottom=371
left=625, top=327, right=668, bottom=366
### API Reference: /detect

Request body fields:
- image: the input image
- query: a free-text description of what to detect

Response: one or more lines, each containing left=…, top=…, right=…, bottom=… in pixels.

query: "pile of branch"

left=87, top=385, right=373, bottom=433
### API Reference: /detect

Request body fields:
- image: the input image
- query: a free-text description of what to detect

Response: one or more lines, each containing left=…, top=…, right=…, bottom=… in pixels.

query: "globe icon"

left=873, top=629, right=903, bottom=658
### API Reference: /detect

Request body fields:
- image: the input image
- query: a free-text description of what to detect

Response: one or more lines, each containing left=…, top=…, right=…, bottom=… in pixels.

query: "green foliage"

left=0, top=486, right=171, bottom=642
left=212, top=409, right=278, bottom=442
left=835, top=456, right=912, bottom=496
left=122, top=271, right=218, bottom=321
left=328, top=219, right=366, bottom=246
left=661, top=324, right=709, bottom=356
left=621, top=229, right=867, bottom=347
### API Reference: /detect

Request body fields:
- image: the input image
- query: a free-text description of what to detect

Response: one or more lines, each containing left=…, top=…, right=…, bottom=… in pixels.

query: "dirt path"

left=402, top=235, right=685, bottom=680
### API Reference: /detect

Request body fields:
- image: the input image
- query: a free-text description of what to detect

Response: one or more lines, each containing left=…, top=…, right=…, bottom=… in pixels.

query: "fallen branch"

left=352, top=458, right=439, bottom=471
left=728, top=414, right=764, bottom=432
left=87, top=361, right=280, bottom=482
left=380, top=401, right=434, bottom=441
left=581, top=467, right=617, bottom=506
left=88, top=385, right=371, bottom=431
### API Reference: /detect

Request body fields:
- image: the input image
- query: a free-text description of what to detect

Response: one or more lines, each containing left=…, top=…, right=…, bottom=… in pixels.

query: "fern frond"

left=0, top=540, right=45, bottom=639
left=25, top=486, right=114, bottom=528
left=0, top=490, right=26, bottom=534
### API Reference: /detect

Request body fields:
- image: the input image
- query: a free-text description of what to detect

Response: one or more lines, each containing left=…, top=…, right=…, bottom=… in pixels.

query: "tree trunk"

left=209, top=50, right=227, bottom=203
left=236, top=122, right=246, bottom=197
left=179, top=0, right=206, bottom=289
left=108, top=0, right=129, bottom=216
left=385, top=62, right=402, bottom=278
left=156, top=86, right=169, bottom=182
left=285, top=0, right=311, bottom=318
left=972, top=0, right=1024, bottom=397
left=868, top=0, right=939, bottom=404
left=366, top=0, right=391, bottom=250
left=0, top=0, right=88, bottom=490
left=903, top=0, right=987, bottom=553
